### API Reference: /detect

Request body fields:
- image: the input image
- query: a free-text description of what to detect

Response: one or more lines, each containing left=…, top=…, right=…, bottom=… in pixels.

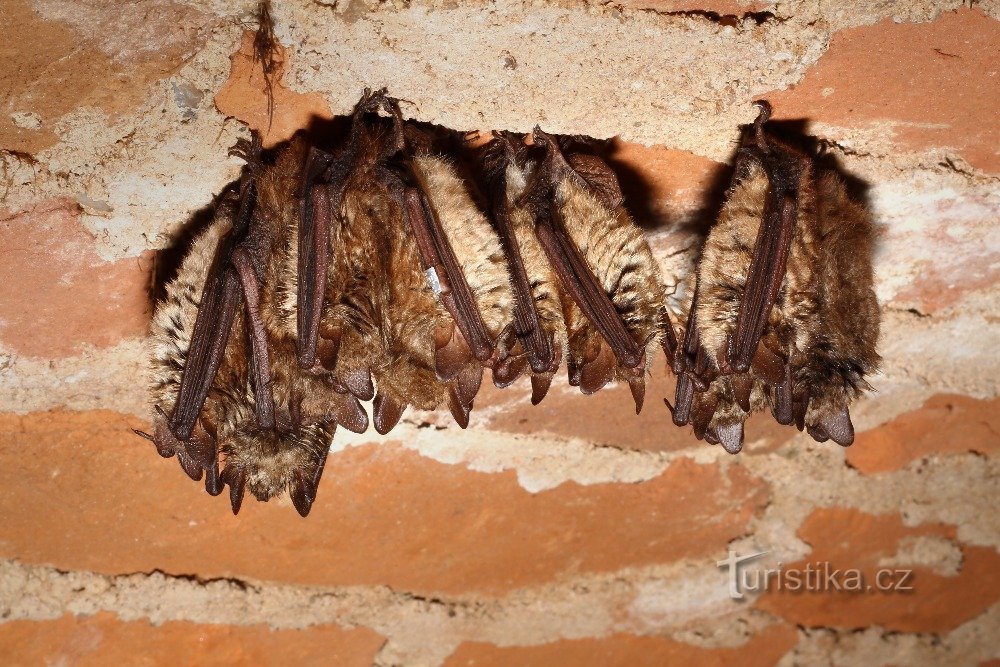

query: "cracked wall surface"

left=1, top=0, right=998, bottom=665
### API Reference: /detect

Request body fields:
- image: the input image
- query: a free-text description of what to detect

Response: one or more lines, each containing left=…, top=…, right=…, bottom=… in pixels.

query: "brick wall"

left=1, top=1, right=998, bottom=665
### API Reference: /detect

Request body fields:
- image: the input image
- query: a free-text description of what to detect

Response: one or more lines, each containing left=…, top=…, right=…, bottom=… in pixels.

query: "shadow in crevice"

left=149, top=189, right=230, bottom=305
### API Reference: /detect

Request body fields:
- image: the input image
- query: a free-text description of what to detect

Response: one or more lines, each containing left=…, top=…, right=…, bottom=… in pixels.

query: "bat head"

left=219, top=415, right=334, bottom=517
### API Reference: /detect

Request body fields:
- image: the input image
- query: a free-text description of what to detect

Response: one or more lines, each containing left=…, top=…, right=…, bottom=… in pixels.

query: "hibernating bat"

left=307, top=89, right=512, bottom=433
left=514, top=128, right=675, bottom=412
left=669, top=101, right=880, bottom=453
left=479, top=131, right=568, bottom=404
left=143, top=134, right=373, bottom=517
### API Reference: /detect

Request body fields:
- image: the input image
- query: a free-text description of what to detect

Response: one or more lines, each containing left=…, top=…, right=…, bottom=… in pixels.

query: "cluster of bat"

left=137, top=90, right=880, bottom=517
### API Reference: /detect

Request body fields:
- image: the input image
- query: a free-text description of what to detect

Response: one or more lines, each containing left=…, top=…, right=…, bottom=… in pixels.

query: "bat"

left=368, top=92, right=513, bottom=430
left=479, top=131, right=567, bottom=404
left=516, top=128, right=673, bottom=412
left=669, top=101, right=880, bottom=453
left=142, top=134, right=372, bottom=517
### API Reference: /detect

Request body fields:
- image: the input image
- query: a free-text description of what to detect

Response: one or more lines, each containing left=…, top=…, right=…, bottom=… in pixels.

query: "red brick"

left=214, top=32, right=334, bottom=149
left=0, top=613, right=384, bottom=667
left=757, top=508, right=1000, bottom=633
left=0, top=200, right=152, bottom=357
left=0, top=410, right=769, bottom=596
left=603, top=140, right=725, bottom=228
left=444, top=622, right=797, bottom=667
left=766, top=7, right=1000, bottom=173
left=848, top=394, right=1000, bottom=474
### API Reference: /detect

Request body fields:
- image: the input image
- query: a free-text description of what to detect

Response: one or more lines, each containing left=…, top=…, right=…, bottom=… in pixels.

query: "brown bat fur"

left=485, top=135, right=568, bottom=404
left=528, top=131, right=668, bottom=411
left=681, top=103, right=879, bottom=451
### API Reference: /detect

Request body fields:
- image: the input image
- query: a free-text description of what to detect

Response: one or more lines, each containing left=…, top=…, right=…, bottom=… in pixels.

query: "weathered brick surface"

left=757, top=508, right=1000, bottom=633
left=0, top=612, right=384, bottom=667
left=0, top=410, right=768, bottom=596
left=848, top=394, right=1000, bottom=474
left=0, top=0, right=211, bottom=154
left=766, top=7, right=1000, bottom=173
left=0, top=200, right=152, bottom=357
left=444, top=622, right=798, bottom=667
left=215, top=32, right=334, bottom=149
left=483, top=366, right=795, bottom=453
left=2, top=1, right=998, bottom=662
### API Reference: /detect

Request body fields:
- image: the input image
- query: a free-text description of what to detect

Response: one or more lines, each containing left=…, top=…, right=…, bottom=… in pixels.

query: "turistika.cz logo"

left=717, top=550, right=915, bottom=600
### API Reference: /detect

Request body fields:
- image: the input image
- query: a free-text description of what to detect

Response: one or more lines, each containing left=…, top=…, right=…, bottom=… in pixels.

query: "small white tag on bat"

left=425, top=267, right=442, bottom=295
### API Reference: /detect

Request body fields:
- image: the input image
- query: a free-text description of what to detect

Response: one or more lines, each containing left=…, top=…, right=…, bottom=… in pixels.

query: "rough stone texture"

left=2, top=0, right=998, bottom=665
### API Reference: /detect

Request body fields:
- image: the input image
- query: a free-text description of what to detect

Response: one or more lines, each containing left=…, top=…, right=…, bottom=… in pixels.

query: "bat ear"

left=705, top=421, right=745, bottom=454
left=317, top=331, right=341, bottom=372
left=579, top=343, right=615, bottom=395
left=448, top=388, right=471, bottom=429
left=332, top=393, right=369, bottom=434
left=146, top=410, right=181, bottom=458
left=454, top=364, right=483, bottom=409
left=566, top=153, right=623, bottom=208
left=670, top=374, right=695, bottom=426
left=809, top=407, right=854, bottom=447
left=289, top=471, right=314, bottom=518
left=730, top=374, right=753, bottom=413
left=340, top=366, right=375, bottom=402
left=204, top=460, right=224, bottom=496
left=289, top=449, right=330, bottom=518
left=530, top=373, right=554, bottom=406
left=492, top=353, right=527, bottom=388
left=627, top=373, right=646, bottom=415
left=373, top=391, right=406, bottom=435
left=717, top=421, right=746, bottom=454
left=750, top=100, right=773, bottom=150
left=176, top=450, right=204, bottom=481
left=691, top=392, right=719, bottom=441
left=221, top=466, right=247, bottom=515
left=184, top=419, right=218, bottom=469
left=435, top=323, right=473, bottom=382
